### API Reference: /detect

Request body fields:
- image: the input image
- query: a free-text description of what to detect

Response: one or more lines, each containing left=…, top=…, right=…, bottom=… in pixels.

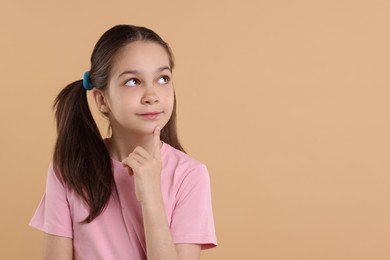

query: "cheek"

left=158, top=85, right=173, bottom=100
left=165, top=89, right=175, bottom=112
left=107, top=90, right=139, bottom=115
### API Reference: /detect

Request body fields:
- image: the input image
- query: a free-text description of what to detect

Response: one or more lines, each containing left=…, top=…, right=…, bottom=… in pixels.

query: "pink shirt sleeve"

left=170, top=164, right=217, bottom=249
left=29, top=164, right=73, bottom=238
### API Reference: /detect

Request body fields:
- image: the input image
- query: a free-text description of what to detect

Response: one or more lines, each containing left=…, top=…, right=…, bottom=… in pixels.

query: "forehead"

left=111, top=41, right=171, bottom=74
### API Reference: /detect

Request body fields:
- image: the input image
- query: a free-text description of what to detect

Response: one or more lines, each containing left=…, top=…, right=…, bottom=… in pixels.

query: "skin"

left=43, top=41, right=201, bottom=260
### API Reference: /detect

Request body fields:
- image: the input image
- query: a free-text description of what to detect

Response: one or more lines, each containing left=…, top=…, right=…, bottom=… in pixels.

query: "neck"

left=106, top=131, right=155, bottom=162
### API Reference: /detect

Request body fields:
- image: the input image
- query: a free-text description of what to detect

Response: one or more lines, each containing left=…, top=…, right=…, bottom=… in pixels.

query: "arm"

left=43, top=233, right=73, bottom=260
left=176, top=244, right=201, bottom=260
left=142, top=202, right=201, bottom=260
left=122, top=127, right=201, bottom=260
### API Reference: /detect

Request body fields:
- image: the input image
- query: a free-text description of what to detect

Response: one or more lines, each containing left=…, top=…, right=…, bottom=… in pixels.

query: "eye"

left=157, top=76, right=170, bottom=85
left=125, top=78, right=140, bottom=87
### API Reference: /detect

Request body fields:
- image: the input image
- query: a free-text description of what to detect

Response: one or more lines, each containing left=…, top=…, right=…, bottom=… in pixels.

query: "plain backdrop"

left=1, top=0, right=390, bottom=259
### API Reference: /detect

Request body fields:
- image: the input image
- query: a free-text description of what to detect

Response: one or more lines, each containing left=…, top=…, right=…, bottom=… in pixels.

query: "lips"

left=137, top=111, right=162, bottom=120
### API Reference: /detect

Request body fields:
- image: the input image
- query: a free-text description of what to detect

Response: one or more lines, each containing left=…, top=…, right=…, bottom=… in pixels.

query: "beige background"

left=1, top=0, right=389, bottom=259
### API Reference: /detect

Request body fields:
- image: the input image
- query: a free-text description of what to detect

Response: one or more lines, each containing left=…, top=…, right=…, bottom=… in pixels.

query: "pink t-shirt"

left=30, top=143, right=217, bottom=259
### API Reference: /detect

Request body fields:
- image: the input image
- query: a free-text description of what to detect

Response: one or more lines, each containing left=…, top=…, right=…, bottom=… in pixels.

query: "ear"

left=91, top=89, right=111, bottom=113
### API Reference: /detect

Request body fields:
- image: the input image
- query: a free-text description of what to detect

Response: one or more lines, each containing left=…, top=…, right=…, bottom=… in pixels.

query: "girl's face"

left=97, top=41, right=174, bottom=137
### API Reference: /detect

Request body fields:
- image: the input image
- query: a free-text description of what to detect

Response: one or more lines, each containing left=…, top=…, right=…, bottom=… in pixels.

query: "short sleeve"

left=29, top=163, right=73, bottom=238
left=170, top=164, right=217, bottom=249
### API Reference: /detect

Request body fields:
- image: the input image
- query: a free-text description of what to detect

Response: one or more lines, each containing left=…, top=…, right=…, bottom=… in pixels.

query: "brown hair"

left=53, top=25, right=184, bottom=223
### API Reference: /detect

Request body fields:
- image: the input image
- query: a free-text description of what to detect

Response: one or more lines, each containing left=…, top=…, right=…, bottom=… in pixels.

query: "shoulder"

left=162, top=142, right=205, bottom=168
left=46, top=162, right=67, bottom=188
left=162, top=142, right=209, bottom=179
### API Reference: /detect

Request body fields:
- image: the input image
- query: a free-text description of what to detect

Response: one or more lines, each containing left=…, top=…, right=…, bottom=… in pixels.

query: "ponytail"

left=53, top=80, right=114, bottom=223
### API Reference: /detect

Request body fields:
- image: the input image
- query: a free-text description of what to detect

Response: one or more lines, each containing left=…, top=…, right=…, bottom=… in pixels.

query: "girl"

left=30, top=25, right=217, bottom=260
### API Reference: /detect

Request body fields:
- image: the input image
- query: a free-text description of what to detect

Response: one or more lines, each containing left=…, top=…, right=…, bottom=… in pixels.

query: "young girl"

left=30, top=24, right=217, bottom=260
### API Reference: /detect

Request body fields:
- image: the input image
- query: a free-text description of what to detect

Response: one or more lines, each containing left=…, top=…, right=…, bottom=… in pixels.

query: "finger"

left=122, top=156, right=141, bottom=172
left=126, top=166, right=134, bottom=176
left=132, top=146, right=151, bottom=160
left=152, top=126, right=161, bottom=159
left=129, top=152, right=148, bottom=165
left=122, top=146, right=149, bottom=168
left=121, top=162, right=134, bottom=176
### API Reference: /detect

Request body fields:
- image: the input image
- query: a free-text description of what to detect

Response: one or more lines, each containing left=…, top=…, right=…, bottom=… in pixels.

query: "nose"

left=141, top=88, right=159, bottom=105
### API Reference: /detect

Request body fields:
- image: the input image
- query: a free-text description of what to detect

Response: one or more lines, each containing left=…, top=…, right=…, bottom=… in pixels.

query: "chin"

left=133, top=124, right=164, bottom=135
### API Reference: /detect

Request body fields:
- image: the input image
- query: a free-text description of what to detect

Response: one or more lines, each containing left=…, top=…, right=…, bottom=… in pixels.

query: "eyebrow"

left=118, top=66, right=171, bottom=78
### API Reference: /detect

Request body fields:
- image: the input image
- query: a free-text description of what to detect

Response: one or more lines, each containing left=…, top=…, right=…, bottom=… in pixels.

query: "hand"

left=121, top=127, right=163, bottom=206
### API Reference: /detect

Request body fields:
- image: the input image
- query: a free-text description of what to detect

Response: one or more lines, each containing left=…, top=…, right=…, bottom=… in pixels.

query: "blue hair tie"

left=82, top=71, right=93, bottom=90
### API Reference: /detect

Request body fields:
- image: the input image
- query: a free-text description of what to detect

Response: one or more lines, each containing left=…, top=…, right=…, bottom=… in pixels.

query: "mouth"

left=137, top=111, right=162, bottom=120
